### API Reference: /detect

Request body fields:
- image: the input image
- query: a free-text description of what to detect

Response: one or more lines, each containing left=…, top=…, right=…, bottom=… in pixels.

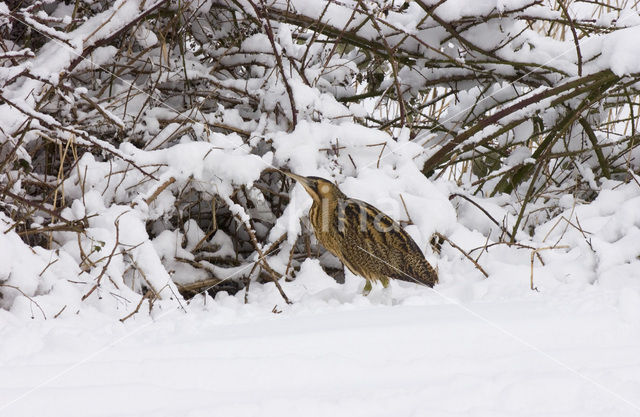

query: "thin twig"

left=144, top=176, right=176, bottom=205
left=449, top=193, right=513, bottom=240
left=530, top=245, right=569, bottom=290
left=435, top=233, right=489, bottom=278
left=248, top=0, right=298, bottom=130
left=0, top=283, right=47, bottom=319
left=82, top=212, right=127, bottom=301
left=120, top=290, right=154, bottom=322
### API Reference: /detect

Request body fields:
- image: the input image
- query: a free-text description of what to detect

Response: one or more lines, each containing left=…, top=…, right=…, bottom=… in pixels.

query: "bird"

left=284, top=172, right=438, bottom=294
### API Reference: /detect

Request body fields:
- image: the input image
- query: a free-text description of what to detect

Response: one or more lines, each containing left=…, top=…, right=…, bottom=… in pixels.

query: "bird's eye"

left=318, top=183, right=331, bottom=195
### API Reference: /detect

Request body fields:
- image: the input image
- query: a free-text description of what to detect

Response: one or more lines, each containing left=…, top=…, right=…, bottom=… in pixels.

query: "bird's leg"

left=362, top=279, right=372, bottom=295
left=380, top=277, right=389, bottom=289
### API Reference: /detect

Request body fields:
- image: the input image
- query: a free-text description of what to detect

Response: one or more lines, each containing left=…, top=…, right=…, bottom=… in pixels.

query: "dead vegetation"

left=0, top=0, right=639, bottom=315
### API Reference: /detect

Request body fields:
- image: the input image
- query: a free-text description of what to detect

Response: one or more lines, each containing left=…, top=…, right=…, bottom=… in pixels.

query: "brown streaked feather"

left=308, top=191, right=438, bottom=288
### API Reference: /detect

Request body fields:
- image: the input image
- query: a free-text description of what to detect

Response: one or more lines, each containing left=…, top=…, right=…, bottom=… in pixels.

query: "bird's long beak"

left=283, top=171, right=316, bottom=198
left=283, top=171, right=306, bottom=183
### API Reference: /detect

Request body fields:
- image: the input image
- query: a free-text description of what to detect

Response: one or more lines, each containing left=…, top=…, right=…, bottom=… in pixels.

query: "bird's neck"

left=310, top=196, right=339, bottom=234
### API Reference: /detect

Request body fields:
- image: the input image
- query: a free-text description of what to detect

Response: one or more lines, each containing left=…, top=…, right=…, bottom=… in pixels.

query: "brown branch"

left=357, top=0, right=406, bottom=127
left=263, top=233, right=288, bottom=257
left=82, top=213, right=126, bottom=301
left=0, top=283, right=47, bottom=319
left=145, top=177, right=176, bottom=205
left=399, top=193, right=413, bottom=225
left=79, top=93, right=124, bottom=130
left=449, top=193, right=513, bottom=240
left=54, top=305, right=67, bottom=318
left=578, top=117, right=610, bottom=179
left=1, top=187, right=85, bottom=233
left=415, top=0, right=496, bottom=60
left=557, top=0, right=583, bottom=76
left=530, top=246, right=569, bottom=290
left=422, top=70, right=616, bottom=173
left=120, top=290, right=155, bottom=322
left=1, top=95, right=158, bottom=181
left=236, top=214, right=292, bottom=304
left=248, top=0, right=298, bottom=131
left=434, top=233, right=489, bottom=278
left=67, top=0, right=169, bottom=73
left=175, top=278, right=223, bottom=298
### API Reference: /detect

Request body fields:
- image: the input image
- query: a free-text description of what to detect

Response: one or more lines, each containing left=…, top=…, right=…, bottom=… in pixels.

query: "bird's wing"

left=338, top=198, right=437, bottom=286
left=337, top=198, right=400, bottom=265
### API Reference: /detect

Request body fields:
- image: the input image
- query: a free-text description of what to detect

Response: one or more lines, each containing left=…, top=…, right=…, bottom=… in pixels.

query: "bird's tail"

left=392, top=260, right=438, bottom=288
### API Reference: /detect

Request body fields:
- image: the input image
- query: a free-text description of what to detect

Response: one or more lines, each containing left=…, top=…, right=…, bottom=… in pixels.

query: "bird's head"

left=283, top=172, right=342, bottom=203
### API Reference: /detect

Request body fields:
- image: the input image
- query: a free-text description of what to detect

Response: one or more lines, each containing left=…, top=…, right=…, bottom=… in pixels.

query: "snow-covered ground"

left=1, top=266, right=640, bottom=417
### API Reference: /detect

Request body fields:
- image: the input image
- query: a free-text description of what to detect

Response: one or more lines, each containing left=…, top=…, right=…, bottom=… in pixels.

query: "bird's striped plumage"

left=287, top=172, right=438, bottom=291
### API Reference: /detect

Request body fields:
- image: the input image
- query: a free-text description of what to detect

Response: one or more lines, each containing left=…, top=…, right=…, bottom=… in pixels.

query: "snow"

left=1, top=273, right=640, bottom=417
left=133, top=24, right=158, bottom=49
left=597, top=26, right=640, bottom=76
left=3, top=159, right=640, bottom=415
left=3, top=1, right=640, bottom=415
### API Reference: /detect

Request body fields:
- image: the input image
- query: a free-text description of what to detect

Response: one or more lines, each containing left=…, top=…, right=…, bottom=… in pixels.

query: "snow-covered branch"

left=1, top=0, right=639, bottom=319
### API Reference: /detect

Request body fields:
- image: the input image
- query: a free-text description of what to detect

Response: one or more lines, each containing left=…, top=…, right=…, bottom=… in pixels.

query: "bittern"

left=285, top=172, right=438, bottom=293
